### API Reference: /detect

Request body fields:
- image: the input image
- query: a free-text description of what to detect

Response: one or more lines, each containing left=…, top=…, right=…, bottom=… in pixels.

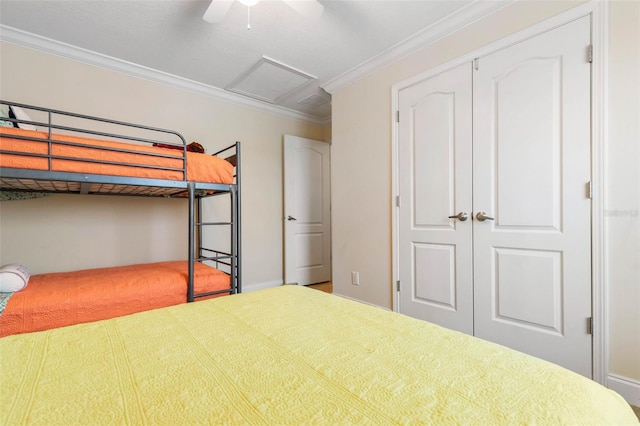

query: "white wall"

left=0, top=41, right=328, bottom=289
left=607, top=0, right=640, bottom=384
left=331, top=0, right=639, bottom=385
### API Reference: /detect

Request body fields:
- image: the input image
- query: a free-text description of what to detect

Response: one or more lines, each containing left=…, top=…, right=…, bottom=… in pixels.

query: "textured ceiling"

left=0, top=0, right=478, bottom=122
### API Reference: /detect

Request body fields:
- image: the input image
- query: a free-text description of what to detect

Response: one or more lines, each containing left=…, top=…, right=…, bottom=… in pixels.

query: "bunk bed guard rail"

left=0, top=100, right=193, bottom=189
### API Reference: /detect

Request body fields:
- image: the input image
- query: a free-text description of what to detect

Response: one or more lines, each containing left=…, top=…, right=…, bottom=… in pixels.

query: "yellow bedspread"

left=1, top=285, right=637, bottom=425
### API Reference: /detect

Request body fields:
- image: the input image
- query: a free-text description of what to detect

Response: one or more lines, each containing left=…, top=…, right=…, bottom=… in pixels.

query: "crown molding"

left=0, top=25, right=331, bottom=126
left=321, top=0, right=511, bottom=94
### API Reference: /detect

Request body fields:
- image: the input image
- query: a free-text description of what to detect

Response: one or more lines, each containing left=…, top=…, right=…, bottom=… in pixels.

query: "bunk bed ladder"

left=188, top=141, right=241, bottom=303
left=188, top=182, right=196, bottom=303
left=235, top=141, right=242, bottom=294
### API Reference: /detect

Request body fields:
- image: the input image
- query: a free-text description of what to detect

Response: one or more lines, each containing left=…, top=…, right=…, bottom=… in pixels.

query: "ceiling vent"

left=226, top=56, right=317, bottom=104
left=298, top=93, right=330, bottom=109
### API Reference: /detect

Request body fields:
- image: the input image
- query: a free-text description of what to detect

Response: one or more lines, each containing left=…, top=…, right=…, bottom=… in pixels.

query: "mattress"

left=0, top=285, right=636, bottom=425
left=0, top=127, right=234, bottom=184
left=0, top=261, right=230, bottom=337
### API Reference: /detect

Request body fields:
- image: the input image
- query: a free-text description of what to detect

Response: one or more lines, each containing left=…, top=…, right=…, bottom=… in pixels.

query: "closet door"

left=472, top=16, right=592, bottom=377
left=397, top=62, right=473, bottom=334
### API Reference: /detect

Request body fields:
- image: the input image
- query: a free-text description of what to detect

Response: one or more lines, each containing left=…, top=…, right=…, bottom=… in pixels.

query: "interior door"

left=397, top=62, right=474, bottom=334
left=284, top=135, right=331, bottom=286
left=472, top=16, right=592, bottom=377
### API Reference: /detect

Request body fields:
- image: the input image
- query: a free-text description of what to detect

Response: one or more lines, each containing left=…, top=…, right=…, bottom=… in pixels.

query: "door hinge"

left=396, top=280, right=400, bottom=292
left=587, top=317, right=593, bottom=335
left=588, top=44, right=593, bottom=63
left=473, top=57, right=479, bottom=70
left=396, top=110, right=400, bottom=123
left=396, top=195, right=401, bottom=207
left=587, top=181, right=592, bottom=199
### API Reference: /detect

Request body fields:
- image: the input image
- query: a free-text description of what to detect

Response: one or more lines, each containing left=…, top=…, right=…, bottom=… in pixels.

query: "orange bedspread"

left=0, top=261, right=231, bottom=337
left=0, top=127, right=234, bottom=183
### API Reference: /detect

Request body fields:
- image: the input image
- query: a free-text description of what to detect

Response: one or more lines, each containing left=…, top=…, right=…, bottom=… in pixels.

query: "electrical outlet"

left=351, top=271, right=360, bottom=285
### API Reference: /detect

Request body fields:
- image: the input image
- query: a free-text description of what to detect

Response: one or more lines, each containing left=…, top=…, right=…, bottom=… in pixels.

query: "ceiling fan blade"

left=283, top=0, right=324, bottom=19
left=203, top=0, right=234, bottom=23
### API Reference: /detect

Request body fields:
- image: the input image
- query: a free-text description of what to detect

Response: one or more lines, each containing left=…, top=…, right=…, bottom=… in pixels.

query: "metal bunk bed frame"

left=0, top=100, right=241, bottom=301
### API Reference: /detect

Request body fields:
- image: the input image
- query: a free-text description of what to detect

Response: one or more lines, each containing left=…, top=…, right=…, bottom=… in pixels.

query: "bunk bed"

left=0, top=101, right=241, bottom=336
left=0, top=285, right=637, bottom=425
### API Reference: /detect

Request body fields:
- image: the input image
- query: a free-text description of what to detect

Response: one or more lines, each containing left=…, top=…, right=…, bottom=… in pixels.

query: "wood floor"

left=306, top=281, right=332, bottom=293
left=631, top=404, right=640, bottom=421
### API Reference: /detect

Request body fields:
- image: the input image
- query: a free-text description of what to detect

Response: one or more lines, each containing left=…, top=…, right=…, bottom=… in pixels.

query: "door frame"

left=391, top=1, right=608, bottom=385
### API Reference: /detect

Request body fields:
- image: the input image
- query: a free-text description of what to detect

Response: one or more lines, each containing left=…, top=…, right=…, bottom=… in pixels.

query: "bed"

left=0, top=285, right=636, bottom=425
left=0, top=101, right=242, bottom=334
left=0, top=261, right=231, bottom=337
left=0, top=126, right=234, bottom=185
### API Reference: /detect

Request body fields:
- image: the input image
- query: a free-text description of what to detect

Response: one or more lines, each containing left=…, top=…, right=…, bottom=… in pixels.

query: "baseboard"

left=332, top=292, right=391, bottom=311
left=242, top=280, right=283, bottom=293
left=608, top=374, right=640, bottom=407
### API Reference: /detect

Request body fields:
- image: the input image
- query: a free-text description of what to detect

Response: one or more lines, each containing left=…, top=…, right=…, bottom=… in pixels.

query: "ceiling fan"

left=203, top=0, right=324, bottom=25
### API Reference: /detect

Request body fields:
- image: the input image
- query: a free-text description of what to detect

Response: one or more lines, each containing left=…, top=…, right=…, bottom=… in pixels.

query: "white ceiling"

left=0, top=0, right=495, bottom=123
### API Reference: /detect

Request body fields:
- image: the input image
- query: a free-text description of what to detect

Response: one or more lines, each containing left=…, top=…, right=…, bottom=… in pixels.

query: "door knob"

left=287, top=215, right=297, bottom=221
left=448, top=212, right=469, bottom=221
left=475, top=211, right=494, bottom=222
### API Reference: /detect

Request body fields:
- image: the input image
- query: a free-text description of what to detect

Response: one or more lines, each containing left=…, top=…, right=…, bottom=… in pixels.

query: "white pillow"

left=0, top=264, right=31, bottom=292
left=0, top=109, right=15, bottom=128
left=9, top=105, right=37, bottom=131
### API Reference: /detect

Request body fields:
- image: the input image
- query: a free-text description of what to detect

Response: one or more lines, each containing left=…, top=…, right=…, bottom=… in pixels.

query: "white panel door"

left=398, top=62, right=474, bottom=334
left=472, top=16, right=592, bottom=377
left=284, top=135, right=331, bottom=286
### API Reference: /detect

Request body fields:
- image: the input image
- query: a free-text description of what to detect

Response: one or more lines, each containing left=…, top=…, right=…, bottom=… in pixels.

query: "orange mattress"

left=0, top=127, right=234, bottom=183
left=0, top=261, right=231, bottom=337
